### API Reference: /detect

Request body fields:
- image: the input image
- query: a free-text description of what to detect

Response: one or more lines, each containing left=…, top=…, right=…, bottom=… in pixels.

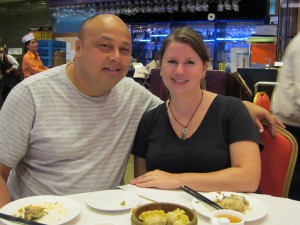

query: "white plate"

left=192, top=192, right=268, bottom=222
left=0, top=195, right=80, bottom=225
left=86, top=189, right=140, bottom=211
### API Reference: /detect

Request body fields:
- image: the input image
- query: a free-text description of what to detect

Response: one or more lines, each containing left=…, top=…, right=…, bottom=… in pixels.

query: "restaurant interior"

left=0, top=0, right=300, bottom=224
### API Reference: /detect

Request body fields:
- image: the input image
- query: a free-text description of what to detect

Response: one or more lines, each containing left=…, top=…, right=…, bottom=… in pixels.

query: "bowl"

left=210, top=209, right=246, bottom=225
left=131, top=202, right=197, bottom=225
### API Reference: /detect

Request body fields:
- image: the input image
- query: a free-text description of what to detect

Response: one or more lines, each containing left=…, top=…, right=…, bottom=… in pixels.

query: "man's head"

left=0, top=47, right=5, bottom=54
left=0, top=47, right=5, bottom=60
left=71, top=14, right=132, bottom=97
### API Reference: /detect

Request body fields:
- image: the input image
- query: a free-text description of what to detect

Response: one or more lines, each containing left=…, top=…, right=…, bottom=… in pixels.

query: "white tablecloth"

left=64, top=186, right=300, bottom=225
left=1, top=186, right=300, bottom=225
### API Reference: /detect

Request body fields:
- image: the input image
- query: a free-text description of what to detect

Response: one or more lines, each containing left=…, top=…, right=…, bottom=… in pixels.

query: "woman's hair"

left=158, top=27, right=210, bottom=64
left=23, top=40, right=31, bottom=54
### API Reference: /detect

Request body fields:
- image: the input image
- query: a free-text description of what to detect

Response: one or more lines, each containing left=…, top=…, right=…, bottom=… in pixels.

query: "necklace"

left=168, top=90, right=204, bottom=140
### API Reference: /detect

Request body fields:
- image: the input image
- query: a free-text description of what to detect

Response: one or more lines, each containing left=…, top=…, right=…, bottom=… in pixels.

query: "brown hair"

left=158, top=27, right=210, bottom=65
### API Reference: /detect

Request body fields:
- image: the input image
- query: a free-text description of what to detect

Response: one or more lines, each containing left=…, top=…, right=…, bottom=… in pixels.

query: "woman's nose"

left=174, top=64, right=185, bottom=75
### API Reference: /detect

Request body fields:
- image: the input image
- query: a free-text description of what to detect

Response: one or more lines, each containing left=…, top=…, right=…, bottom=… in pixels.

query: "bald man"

left=0, top=14, right=161, bottom=206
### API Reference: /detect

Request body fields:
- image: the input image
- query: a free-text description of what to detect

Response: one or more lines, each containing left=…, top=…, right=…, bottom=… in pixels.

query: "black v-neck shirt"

left=132, top=95, right=263, bottom=173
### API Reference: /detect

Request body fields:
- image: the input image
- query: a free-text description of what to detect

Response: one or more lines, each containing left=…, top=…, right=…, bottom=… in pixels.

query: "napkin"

left=118, top=184, right=193, bottom=208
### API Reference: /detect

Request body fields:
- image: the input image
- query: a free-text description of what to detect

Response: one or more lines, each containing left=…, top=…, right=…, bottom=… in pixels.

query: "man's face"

left=0, top=47, right=4, bottom=59
left=74, top=16, right=132, bottom=96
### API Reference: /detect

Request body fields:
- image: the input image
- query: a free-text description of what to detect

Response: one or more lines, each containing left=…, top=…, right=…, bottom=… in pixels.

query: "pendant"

left=181, top=128, right=188, bottom=140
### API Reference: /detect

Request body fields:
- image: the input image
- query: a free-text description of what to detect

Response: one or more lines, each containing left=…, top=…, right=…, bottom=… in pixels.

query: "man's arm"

left=7, top=54, right=19, bottom=70
left=0, top=163, right=12, bottom=208
left=243, top=101, right=285, bottom=136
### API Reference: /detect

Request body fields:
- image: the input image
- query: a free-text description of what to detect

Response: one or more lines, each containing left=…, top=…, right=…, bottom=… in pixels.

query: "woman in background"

left=131, top=27, right=263, bottom=193
left=21, top=33, right=48, bottom=78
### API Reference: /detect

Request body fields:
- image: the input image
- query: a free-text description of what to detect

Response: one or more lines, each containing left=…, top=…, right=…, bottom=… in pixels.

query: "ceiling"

left=0, top=0, right=46, bottom=5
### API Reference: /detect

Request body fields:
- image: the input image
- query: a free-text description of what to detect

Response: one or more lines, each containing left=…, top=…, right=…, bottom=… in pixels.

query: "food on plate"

left=138, top=208, right=191, bottom=225
left=120, top=201, right=126, bottom=206
left=16, top=205, right=47, bottom=221
left=166, top=208, right=190, bottom=225
left=214, top=194, right=250, bottom=213
left=13, top=202, right=67, bottom=222
left=216, top=214, right=242, bottom=223
left=139, top=209, right=166, bottom=225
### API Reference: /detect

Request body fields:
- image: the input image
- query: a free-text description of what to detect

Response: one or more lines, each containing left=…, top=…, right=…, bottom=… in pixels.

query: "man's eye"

left=120, top=48, right=130, bottom=54
left=99, top=44, right=111, bottom=49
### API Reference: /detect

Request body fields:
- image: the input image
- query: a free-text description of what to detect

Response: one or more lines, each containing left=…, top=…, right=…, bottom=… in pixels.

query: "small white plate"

left=192, top=192, right=268, bottom=222
left=86, top=189, right=140, bottom=211
left=0, top=195, right=80, bottom=225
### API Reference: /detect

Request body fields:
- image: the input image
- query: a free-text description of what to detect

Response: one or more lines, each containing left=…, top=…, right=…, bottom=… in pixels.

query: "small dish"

left=86, top=189, right=140, bottom=211
left=210, top=209, right=246, bottom=225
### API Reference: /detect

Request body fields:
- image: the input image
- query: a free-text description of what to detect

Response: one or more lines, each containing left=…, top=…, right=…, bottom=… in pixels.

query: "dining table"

left=1, top=184, right=300, bottom=225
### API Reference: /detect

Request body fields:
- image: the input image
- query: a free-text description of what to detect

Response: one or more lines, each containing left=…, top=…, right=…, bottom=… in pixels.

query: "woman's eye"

left=167, top=60, right=177, bottom=64
left=186, top=60, right=195, bottom=65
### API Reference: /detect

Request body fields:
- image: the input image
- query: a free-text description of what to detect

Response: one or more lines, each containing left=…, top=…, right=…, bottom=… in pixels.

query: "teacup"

left=210, top=209, right=246, bottom=225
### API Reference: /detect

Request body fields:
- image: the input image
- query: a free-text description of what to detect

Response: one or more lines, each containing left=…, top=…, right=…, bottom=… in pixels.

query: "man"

left=0, top=47, right=19, bottom=102
left=271, top=32, right=300, bottom=200
left=0, top=14, right=282, bottom=207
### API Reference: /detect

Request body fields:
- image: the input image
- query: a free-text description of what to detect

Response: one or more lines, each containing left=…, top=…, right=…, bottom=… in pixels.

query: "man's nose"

left=109, top=49, right=121, bottom=62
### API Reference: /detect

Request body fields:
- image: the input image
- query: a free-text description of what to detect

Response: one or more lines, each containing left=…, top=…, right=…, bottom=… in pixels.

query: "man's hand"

left=243, top=101, right=285, bottom=136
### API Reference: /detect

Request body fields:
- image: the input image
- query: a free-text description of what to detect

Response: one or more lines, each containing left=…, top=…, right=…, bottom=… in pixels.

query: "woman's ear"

left=201, top=61, right=209, bottom=78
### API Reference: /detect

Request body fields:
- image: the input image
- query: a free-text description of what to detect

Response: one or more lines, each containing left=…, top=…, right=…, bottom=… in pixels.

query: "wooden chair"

left=259, top=122, right=298, bottom=197
left=149, top=68, right=169, bottom=101
left=253, top=91, right=271, bottom=111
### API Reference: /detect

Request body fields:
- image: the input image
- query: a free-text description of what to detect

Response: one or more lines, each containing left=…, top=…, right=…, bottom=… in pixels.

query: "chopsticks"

left=179, top=186, right=223, bottom=210
left=0, top=212, right=46, bottom=225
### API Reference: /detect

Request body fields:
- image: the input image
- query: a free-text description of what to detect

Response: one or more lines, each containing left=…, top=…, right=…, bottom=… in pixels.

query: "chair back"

left=149, top=69, right=252, bottom=100
left=149, top=68, right=169, bottom=101
left=259, top=122, right=298, bottom=197
left=253, top=91, right=271, bottom=111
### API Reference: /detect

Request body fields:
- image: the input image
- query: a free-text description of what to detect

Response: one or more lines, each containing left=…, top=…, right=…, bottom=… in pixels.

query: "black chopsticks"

left=0, top=212, right=46, bottom=225
left=179, top=185, right=223, bottom=210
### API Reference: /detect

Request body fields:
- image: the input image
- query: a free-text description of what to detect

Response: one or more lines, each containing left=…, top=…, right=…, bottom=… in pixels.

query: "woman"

left=22, top=33, right=48, bottom=78
left=131, top=27, right=263, bottom=193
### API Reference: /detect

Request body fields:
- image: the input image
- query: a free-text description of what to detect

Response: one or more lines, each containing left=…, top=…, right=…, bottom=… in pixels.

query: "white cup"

left=210, top=209, right=246, bottom=225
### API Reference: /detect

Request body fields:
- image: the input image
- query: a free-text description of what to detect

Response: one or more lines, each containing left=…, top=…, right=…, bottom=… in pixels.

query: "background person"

left=131, top=27, right=263, bottom=193
left=21, top=32, right=48, bottom=78
left=0, top=15, right=283, bottom=208
left=0, top=46, right=20, bottom=102
left=271, top=32, right=300, bottom=200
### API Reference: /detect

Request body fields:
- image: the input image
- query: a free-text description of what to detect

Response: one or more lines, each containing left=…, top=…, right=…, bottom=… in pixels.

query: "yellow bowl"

left=131, top=202, right=197, bottom=225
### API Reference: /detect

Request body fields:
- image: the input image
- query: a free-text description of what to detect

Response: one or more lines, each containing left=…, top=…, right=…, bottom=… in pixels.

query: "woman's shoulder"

left=211, top=94, right=243, bottom=107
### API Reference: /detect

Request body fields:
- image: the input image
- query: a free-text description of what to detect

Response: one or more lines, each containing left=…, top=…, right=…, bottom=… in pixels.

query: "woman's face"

left=160, top=41, right=208, bottom=96
left=26, top=39, right=38, bottom=52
